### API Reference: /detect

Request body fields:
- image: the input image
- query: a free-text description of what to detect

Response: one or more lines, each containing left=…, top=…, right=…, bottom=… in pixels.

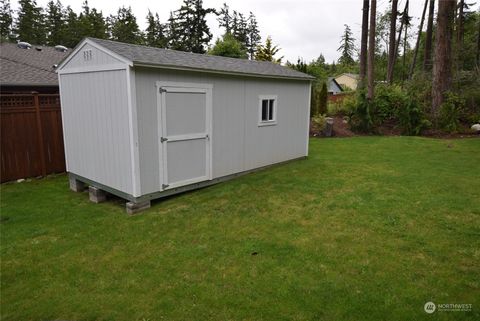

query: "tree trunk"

left=456, top=0, right=464, bottom=70
left=424, top=0, right=435, bottom=71
left=432, top=0, right=456, bottom=121
left=477, top=16, right=480, bottom=68
left=401, top=1, right=410, bottom=83
left=367, top=0, right=377, bottom=100
left=409, top=0, right=429, bottom=79
left=359, top=0, right=369, bottom=88
left=387, top=0, right=398, bottom=84
left=390, top=0, right=409, bottom=84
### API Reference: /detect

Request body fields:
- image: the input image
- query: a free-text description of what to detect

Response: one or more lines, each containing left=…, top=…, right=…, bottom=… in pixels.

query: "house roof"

left=81, top=38, right=314, bottom=81
left=335, top=73, right=359, bottom=80
left=327, top=77, right=343, bottom=93
left=0, top=42, right=69, bottom=87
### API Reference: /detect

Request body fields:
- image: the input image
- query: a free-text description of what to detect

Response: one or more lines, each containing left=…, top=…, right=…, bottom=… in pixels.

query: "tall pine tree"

left=337, top=24, right=356, bottom=66
left=145, top=10, right=166, bottom=48
left=45, top=0, right=65, bottom=45
left=255, top=36, right=282, bottom=63
left=0, top=0, right=13, bottom=40
left=110, top=6, right=142, bottom=44
left=16, top=0, right=45, bottom=44
left=246, top=12, right=261, bottom=59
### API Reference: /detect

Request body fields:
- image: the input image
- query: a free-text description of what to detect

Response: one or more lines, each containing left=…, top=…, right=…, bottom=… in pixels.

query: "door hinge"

left=162, top=184, right=169, bottom=189
left=159, top=87, right=167, bottom=93
left=160, top=137, right=168, bottom=143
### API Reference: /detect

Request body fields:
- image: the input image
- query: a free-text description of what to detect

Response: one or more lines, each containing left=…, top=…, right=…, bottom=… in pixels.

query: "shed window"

left=258, top=95, right=277, bottom=126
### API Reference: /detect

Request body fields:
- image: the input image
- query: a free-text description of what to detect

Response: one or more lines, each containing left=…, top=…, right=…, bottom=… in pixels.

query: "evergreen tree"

left=63, top=5, right=79, bottom=47
left=217, top=3, right=231, bottom=34
left=16, top=0, right=45, bottom=44
left=172, top=0, right=215, bottom=53
left=0, top=0, right=13, bottom=40
left=318, top=82, right=328, bottom=115
left=255, top=36, right=283, bottom=63
left=208, top=33, right=247, bottom=58
left=78, top=1, right=107, bottom=40
left=145, top=10, right=166, bottom=47
left=246, top=12, right=261, bottom=59
left=234, top=12, right=248, bottom=44
left=167, top=11, right=185, bottom=51
left=45, top=0, right=65, bottom=45
left=337, top=24, right=356, bottom=66
left=110, top=6, right=142, bottom=44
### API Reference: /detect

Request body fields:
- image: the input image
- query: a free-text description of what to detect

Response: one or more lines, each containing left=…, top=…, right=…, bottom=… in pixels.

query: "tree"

left=387, top=0, right=398, bottom=84
left=0, top=0, right=13, bottom=40
left=208, top=32, right=247, bottom=58
left=145, top=10, right=166, bottom=47
left=423, top=0, right=435, bottom=71
left=318, top=82, right=328, bottom=115
left=45, top=0, right=65, bottom=45
left=172, top=0, right=215, bottom=53
left=217, top=3, right=231, bottom=34
left=16, top=0, right=45, bottom=44
left=359, top=0, right=369, bottom=88
left=246, top=12, right=261, bottom=59
left=367, top=0, right=377, bottom=100
left=337, top=24, right=356, bottom=66
left=63, top=6, right=79, bottom=47
left=110, top=6, right=142, bottom=44
left=409, top=0, right=429, bottom=79
left=432, top=0, right=456, bottom=121
left=255, top=36, right=282, bottom=63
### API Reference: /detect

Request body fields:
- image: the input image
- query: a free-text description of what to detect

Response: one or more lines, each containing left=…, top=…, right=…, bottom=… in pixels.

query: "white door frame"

left=155, top=81, right=213, bottom=190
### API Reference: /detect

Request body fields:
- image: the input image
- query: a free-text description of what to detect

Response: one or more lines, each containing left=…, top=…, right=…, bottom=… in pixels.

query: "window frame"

left=258, top=95, right=278, bottom=126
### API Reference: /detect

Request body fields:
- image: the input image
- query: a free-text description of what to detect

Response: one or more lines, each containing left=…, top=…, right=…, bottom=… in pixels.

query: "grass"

left=1, top=137, right=479, bottom=321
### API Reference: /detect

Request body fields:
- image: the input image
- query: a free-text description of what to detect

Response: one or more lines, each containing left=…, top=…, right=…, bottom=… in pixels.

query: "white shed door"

left=158, top=84, right=212, bottom=190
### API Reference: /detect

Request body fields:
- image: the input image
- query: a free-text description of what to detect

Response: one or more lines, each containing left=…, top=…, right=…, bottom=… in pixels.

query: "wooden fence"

left=1, top=93, right=65, bottom=183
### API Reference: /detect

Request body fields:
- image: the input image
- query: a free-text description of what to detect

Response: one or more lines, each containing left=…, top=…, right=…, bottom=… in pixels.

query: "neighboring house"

left=0, top=42, right=69, bottom=93
left=334, top=73, right=359, bottom=91
left=57, top=37, right=314, bottom=213
left=327, top=77, right=343, bottom=95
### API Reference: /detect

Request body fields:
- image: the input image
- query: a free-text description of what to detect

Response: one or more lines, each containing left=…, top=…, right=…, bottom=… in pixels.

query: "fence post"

left=33, top=92, right=47, bottom=176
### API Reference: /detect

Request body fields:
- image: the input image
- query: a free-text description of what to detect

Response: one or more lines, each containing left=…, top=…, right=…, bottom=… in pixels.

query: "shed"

left=57, top=38, right=313, bottom=213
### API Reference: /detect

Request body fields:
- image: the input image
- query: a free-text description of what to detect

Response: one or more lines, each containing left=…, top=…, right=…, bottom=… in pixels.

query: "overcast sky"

left=10, top=0, right=480, bottom=63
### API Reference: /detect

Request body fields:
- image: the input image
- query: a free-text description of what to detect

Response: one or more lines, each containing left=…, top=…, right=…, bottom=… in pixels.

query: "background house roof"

left=0, top=42, right=69, bottom=87
left=327, top=77, right=343, bottom=93
left=86, top=38, right=314, bottom=81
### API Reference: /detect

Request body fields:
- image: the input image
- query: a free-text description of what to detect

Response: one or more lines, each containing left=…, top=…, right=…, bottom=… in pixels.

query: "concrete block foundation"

left=89, top=186, right=107, bottom=203
left=69, top=175, right=86, bottom=192
left=126, top=201, right=151, bottom=215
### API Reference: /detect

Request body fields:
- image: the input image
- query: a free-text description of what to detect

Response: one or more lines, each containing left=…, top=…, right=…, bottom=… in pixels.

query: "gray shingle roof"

left=0, top=42, right=69, bottom=86
left=87, top=38, right=314, bottom=81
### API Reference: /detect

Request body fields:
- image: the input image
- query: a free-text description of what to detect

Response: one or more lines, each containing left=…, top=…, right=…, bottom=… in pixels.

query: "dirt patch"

left=310, top=116, right=356, bottom=138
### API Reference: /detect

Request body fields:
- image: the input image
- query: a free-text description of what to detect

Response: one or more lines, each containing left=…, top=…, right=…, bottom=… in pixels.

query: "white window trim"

left=258, top=95, right=278, bottom=126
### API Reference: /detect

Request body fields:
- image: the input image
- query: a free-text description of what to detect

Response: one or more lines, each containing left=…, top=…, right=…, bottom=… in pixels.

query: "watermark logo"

left=424, top=302, right=436, bottom=314
left=424, top=301, right=472, bottom=313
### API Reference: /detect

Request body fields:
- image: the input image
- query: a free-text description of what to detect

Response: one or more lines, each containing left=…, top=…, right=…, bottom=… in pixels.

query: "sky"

left=10, top=0, right=480, bottom=63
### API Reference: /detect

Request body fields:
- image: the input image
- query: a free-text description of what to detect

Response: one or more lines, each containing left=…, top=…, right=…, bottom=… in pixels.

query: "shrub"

left=318, top=82, right=328, bottom=115
left=397, top=99, right=431, bottom=135
left=372, top=84, right=408, bottom=124
left=311, top=114, right=326, bottom=134
left=439, top=92, right=465, bottom=133
left=327, top=94, right=357, bottom=116
left=349, top=91, right=373, bottom=133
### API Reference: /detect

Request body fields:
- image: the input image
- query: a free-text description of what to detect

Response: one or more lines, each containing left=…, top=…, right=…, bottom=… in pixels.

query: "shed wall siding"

left=59, top=69, right=134, bottom=194
left=134, top=67, right=309, bottom=195
left=61, top=43, right=124, bottom=70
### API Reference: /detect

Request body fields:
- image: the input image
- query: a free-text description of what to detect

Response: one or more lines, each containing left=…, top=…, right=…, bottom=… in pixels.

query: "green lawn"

left=1, top=137, right=479, bottom=321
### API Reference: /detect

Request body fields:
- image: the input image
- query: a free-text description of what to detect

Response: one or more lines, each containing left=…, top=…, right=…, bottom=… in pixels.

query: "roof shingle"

left=0, top=42, right=69, bottom=86
left=87, top=38, right=314, bottom=81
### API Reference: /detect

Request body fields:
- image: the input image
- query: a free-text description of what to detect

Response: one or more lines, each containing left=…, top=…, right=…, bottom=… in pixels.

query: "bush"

left=349, top=91, right=373, bottom=133
left=311, top=114, right=326, bottom=134
left=398, top=99, right=431, bottom=135
left=328, top=94, right=356, bottom=116
left=439, top=92, right=465, bottom=133
left=373, top=84, right=409, bottom=124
